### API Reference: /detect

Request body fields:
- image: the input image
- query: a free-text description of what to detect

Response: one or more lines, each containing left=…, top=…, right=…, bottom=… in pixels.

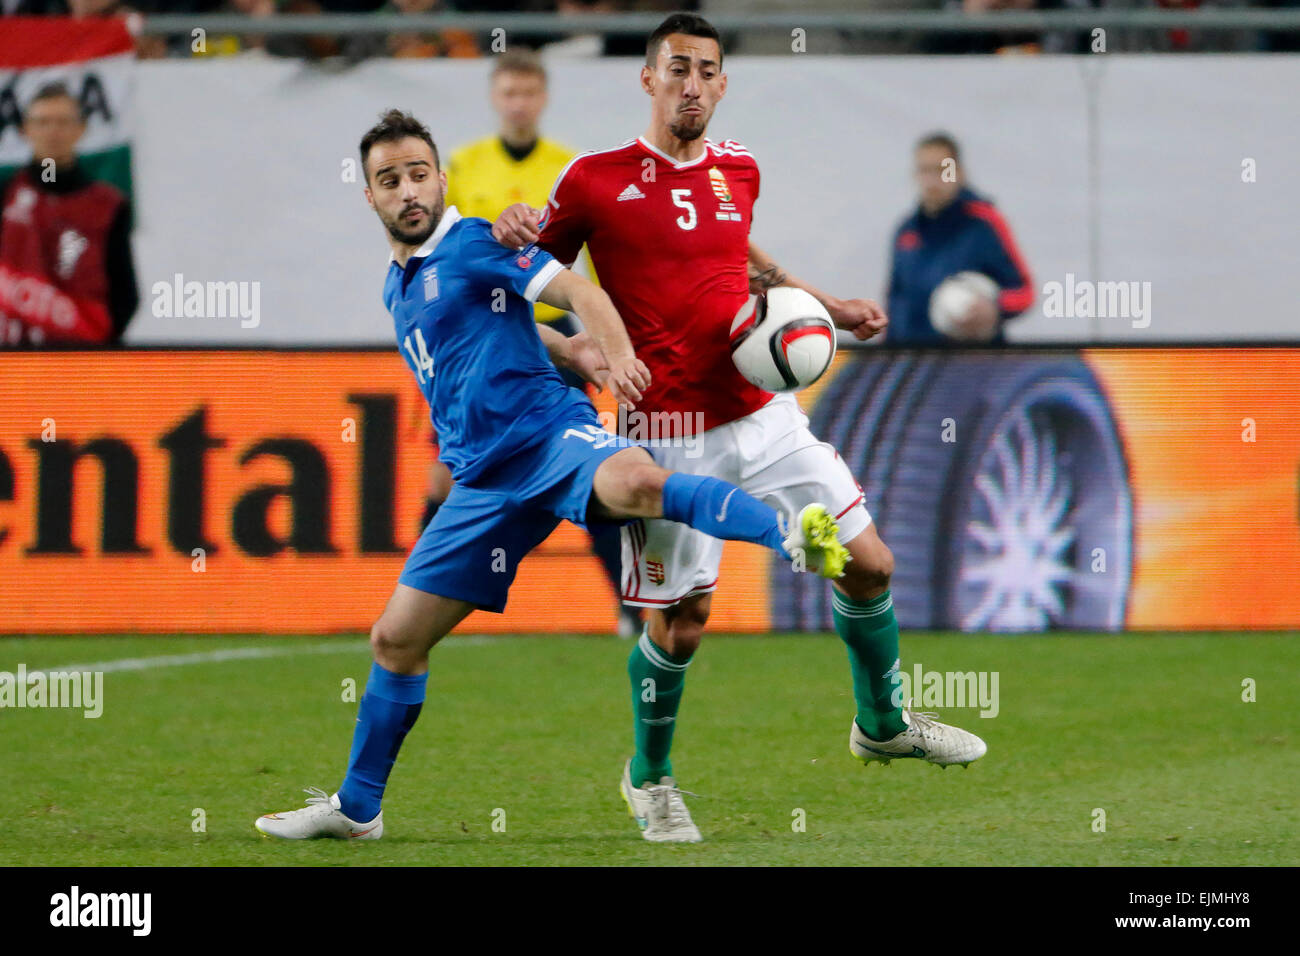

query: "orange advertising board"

left=0, top=351, right=769, bottom=634
left=1087, top=350, right=1300, bottom=629
left=2, top=349, right=1298, bottom=634
left=779, top=347, right=1300, bottom=632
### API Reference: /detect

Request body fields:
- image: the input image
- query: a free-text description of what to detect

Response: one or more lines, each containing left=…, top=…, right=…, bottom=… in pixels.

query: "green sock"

left=833, top=587, right=907, bottom=741
left=628, top=628, right=691, bottom=786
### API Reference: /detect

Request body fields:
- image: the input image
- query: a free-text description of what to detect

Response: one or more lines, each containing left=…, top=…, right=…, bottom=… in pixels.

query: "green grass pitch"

left=3, top=632, right=1297, bottom=866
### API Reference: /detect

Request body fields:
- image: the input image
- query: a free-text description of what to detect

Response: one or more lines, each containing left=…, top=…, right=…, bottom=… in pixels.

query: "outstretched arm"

left=537, top=322, right=576, bottom=369
left=748, top=239, right=889, bottom=342
left=536, top=268, right=650, bottom=409
left=537, top=323, right=612, bottom=392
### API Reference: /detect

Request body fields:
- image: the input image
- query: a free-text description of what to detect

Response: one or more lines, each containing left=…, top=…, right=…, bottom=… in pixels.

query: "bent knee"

left=651, top=597, right=711, bottom=656
left=597, top=454, right=668, bottom=518
left=871, top=540, right=896, bottom=581
left=843, top=537, right=894, bottom=595
left=628, top=465, right=669, bottom=515
left=370, top=617, right=421, bottom=667
left=670, top=607, right=709, bottom=644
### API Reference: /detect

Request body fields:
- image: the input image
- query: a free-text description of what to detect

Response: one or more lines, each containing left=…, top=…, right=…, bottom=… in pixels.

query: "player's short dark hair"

left=646, top=13, right=723, bottom=69
left=491, top=48, right=546, bottom=84
left=24, top=81, right=85, bottom=122
left=359, top=109, right=440, bottom=181
left=917, top=131, right=961, bottom=163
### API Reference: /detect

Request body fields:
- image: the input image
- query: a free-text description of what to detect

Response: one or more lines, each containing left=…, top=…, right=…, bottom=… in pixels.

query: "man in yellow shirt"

left=432, top=48, right=639, bottom=638
left=445, top=56, right=578, bottom=338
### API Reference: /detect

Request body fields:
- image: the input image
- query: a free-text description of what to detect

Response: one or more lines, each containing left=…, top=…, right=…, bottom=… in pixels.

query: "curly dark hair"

left=645, top=13, right=723, bottom=68
left=359, top=109, right=440, bottom=181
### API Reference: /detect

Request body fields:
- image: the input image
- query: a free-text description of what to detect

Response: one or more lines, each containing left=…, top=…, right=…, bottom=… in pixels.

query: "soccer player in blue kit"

left=254, top=110, right=849, bottom=840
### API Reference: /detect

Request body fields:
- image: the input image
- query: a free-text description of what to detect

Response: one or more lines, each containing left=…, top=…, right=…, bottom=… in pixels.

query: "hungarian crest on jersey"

left=709, top=166, right=741, bottom=222
left=708, top=166, right=732, bottom=202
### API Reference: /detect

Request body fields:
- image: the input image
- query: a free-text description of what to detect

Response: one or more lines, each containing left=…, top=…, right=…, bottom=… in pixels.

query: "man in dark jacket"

left=884, top=132, right=1034, bottom=346
left=0, top=82, right=138, bottom=346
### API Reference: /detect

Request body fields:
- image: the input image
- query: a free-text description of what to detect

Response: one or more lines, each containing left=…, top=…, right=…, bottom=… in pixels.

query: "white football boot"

left=620, top=761, right=703, bottom=843
left=254, top=787, right=383, bottom=840
left=850, top=700, right=988, bottom=768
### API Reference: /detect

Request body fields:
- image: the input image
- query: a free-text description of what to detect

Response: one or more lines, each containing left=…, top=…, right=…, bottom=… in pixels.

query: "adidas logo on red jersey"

left=616, top=184, right=645, bottom=202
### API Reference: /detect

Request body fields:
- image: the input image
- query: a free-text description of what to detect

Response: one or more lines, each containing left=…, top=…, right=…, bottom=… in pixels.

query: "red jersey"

left=537, top=136, right=772, bottom=435
left=0, top=166, right=123, bottom=345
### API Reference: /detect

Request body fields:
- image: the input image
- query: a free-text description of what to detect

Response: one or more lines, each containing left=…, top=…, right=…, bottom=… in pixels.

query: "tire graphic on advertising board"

left=773, top=351, right=1133, bottom=632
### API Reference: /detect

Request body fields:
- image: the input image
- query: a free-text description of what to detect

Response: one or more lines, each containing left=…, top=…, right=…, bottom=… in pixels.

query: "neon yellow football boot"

left=782, top=503, right=851, bottom=579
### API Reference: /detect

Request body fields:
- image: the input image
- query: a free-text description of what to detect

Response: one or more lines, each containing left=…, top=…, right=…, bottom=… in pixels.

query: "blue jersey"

left=383, top=206, right=593, bottom=485
left=885, top=187, right=1034, bottom=346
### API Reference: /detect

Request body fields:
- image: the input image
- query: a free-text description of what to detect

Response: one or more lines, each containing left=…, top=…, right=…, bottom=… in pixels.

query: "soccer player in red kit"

left=495, top=13, right=987, bottom=842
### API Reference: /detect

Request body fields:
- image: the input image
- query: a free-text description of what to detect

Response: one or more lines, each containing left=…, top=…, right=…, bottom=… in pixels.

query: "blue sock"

left=336, top=662, right=427, bottom=822
left=661, top=474, right=789, bottom=558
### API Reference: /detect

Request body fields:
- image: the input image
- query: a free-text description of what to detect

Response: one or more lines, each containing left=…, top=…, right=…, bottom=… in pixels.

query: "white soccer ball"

left=928, top=271, right=1000, bottom=341
left=729, top=288, right=837, bottom=393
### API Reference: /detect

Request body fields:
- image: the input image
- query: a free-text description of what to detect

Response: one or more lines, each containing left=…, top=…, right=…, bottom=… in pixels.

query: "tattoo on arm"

left=749, top=264, right=788, bottom=291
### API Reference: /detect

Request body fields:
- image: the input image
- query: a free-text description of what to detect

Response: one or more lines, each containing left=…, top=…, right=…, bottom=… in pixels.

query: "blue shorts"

left=399, top=411, right=636, bottom=613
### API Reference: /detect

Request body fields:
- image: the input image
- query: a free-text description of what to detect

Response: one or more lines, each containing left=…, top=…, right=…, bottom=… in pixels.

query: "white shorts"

left=621, top=393, right=872, bottom=608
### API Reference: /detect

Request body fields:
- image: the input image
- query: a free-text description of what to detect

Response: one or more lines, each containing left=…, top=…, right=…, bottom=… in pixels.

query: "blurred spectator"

left=344, top=0, right=479, bottom=59
left=548, top=0, right=619, bottom=56
left=184, top=0, right=276, bottom=58
left=1039, top=0, right=1100, bottom=54
left=186, top=0, right=387, bottom=60
left=8, top=0, right=1284, bottom=58
left=387, top=0, right=478, bottom=57
left=269, top=0, right=390, bottom=60
left=445, top=49, right=574, bottom=225
left=445, top=0, right=555, bottom=53
left=192, top=0, right=331, bottom=60
left=0, top=83, right=139, bottom=347
left=883, top=132, right=1033, bottom=346
left=924, top=0, right=1044, bottom=54
left=1106, top=0, right=1257, bottom=52
left=703, top=0, right=930, bottom=56
left=445, top=50, right=592, bottom=347
left=916, top=0, right=1258, bottom=55
left=542, top=0, right=698, bottom=56
left=1258, top=0, right=1300, bottom=50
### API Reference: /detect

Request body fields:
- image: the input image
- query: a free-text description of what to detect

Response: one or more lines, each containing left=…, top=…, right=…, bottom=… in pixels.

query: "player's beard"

left=669, top=108, right=709, bottom=143
left=387, top=193, right=444, bottom=246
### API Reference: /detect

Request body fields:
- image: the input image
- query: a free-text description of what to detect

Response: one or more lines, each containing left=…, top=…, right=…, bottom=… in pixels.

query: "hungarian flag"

left=0, top=17, right=136, bottom=200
